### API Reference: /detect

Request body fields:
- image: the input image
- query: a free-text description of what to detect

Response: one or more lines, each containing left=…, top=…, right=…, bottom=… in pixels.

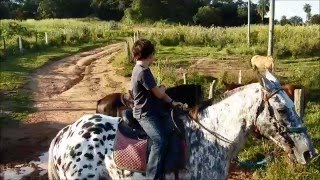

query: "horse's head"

left=254, top=69, right=315, bottom=164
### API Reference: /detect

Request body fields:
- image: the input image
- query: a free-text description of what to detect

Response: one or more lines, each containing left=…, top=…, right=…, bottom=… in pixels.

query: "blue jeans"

left=137, top=111, right=174, bottom=180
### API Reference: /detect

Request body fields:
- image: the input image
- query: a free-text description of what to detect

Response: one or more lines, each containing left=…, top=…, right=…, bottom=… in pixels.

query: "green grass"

left=141, top=24, right=320, bottom=58
left=0, top=39, right=118, bottom=128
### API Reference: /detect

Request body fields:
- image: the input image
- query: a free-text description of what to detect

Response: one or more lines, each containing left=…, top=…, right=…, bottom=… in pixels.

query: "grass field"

left=1, top=19, right=319, bottom=178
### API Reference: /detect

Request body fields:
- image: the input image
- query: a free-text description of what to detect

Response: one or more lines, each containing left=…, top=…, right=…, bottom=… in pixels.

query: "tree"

left=257, top=0, right=269, bottom=23
left=289, top=16, right=303, bottom=26
left=193, top=6, right=222, bottom=27
left=310, top=14, right=320, bottom=25
left=37, top=0, right=59, bottom=18
left=280, top=15, right=290, bottom=26
left=303, top=3, right=311, bottom=23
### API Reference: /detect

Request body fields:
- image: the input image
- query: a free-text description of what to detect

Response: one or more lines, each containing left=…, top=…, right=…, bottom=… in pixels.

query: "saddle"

left=113, top=108, right=188, bottom=173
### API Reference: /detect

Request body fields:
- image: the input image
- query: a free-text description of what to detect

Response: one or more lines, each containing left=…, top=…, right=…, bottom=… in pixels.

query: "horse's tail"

left=48, top=136, right=59, bottom=180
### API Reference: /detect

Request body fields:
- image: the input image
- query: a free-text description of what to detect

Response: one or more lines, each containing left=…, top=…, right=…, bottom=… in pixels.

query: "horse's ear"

left=256, top=70, right=275, bottom=91
left=265, top=69, right=280, bottom=86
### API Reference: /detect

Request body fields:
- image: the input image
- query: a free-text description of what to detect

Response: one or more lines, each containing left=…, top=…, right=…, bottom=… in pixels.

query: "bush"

left=193, top=6, right=222, bottom=27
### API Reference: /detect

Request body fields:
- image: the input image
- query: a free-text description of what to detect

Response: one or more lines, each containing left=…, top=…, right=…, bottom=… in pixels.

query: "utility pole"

left=248, top=0, right=251, bottom=46
left=267, top=0, right=275, bottom=56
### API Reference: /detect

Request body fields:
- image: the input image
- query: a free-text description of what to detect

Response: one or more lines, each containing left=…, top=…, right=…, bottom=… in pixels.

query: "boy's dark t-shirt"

left=131, top=64, right=159, bottom=118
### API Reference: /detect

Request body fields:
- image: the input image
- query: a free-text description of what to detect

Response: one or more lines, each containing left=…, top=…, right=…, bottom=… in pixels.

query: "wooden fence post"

left=45, top=32, right=49, bottom=45
left=133, top=32, right=136, bottom=43
left=208, top=80, right=217, bottom=99
left=183, top=73, right=187, bottom=84
left=18, top=36, right=23, bottom=54
left=238, top=70, right=242, bottom=84
left=294, top=89, right=305, bottom=118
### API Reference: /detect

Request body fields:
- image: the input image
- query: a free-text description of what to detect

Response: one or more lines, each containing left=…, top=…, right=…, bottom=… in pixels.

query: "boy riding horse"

left=131, top=39, right=183, bottom=180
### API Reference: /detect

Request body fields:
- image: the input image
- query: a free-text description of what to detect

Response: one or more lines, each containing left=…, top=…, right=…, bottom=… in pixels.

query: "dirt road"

left=1, top=42, right=130, bottom=179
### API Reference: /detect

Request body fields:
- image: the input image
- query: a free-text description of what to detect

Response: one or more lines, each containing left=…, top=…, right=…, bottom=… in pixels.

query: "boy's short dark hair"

left=132, top=39, right=155, bottom=60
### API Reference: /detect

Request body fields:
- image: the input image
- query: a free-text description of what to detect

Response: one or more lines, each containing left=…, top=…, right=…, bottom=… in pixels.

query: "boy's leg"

left=138, top=115, right=168, bottom=180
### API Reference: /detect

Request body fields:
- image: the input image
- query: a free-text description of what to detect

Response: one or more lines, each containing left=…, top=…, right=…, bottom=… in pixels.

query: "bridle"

left=254, top=87, right=307, bottom=137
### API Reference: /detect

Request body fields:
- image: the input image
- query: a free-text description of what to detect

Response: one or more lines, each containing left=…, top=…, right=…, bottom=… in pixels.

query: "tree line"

left=1, top=0, right=319, bottom=26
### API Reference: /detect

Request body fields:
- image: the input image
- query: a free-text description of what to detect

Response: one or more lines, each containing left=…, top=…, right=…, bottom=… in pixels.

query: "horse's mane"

left=190, top=84, right=257, bottom=120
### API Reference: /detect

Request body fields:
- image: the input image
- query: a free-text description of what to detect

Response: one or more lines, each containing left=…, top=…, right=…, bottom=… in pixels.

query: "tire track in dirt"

left=0, top=42, right=130, bottom=179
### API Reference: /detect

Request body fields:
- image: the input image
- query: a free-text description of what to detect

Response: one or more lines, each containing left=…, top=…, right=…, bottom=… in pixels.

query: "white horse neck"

left=186, top=83, right=262, bottom=179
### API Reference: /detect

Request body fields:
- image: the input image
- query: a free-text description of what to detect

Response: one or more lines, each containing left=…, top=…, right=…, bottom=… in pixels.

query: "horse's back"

left=48, top=114, right=119, bottom=179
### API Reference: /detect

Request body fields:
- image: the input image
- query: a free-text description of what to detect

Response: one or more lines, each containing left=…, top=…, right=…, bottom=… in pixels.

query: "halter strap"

left=192, top=118, right=234, bottom=144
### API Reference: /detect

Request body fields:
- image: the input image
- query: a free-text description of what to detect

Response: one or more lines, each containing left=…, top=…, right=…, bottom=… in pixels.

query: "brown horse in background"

left=96, top=84, right=203, bottom=117
left=96, top=92, right=133, bottom=117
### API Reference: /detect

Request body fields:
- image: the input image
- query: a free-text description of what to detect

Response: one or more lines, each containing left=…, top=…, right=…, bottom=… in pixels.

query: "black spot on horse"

left=105, top=122, right=115, bottom=131
left=57, top=157, right=61, bottom=165
left=76, top=158, right=81, bottom=162
left=76, top=119, right=83, bottom=127
left=82, top=122, right=94, bottom=129
left=97, top=152, right=105, bottom=160
left=73, top=164, right=77, bottom=169
left=95, top=118, right=102, bottom=122
left=82, top=132, right=91, bottom=139
left=97, top=160, right=103, bottom=166
left=88, top=174, right=95, bottom=178
left=70, top=149, right=75, bottom=158
left=89, top=115, right=102, bottom=120
left=100, top=140, right=104, bottom=146
left=88, top=164, right=93, bottom=169
left=93, top=138, right=99, bottom=141
left=75, top=143, right=81, bottom=149
left=62, top=126, right=70, bottom=133
left=54, top=134, right=63, bottom=146
left=88, top=145, right=94, bottom=150
left=66, top=161, right=72, bottom=171
left=95, top=144, right=100, bottom=148
left=88, top=128, right=103, bottom=134
left=95, top=123, right=108, bottom=132
left=105, top=148, right=108, bottom=154
left=103, top=135, right=106, bottom=141
left=76, top=152, right=82, bottom=156
left=107, top=134, right=115, bottom=140
left=79, top=169, right=83, bottom=173
left=84, top=153, right=94, bottom=160
left=83, top=164, right=88, bottom=168
left=78, top=130, right=84, bottom=135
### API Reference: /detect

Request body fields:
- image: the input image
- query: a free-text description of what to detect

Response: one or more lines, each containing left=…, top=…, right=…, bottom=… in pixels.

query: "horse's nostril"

left=303, top=151, right=312, bottom=162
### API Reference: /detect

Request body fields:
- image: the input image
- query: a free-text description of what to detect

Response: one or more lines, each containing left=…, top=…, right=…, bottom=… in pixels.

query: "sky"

left=245, top=0, right=320, bottom=21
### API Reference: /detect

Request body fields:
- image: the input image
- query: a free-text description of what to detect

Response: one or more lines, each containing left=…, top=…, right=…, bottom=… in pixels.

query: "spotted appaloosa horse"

left=48, top=70, right=315, bottom=179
